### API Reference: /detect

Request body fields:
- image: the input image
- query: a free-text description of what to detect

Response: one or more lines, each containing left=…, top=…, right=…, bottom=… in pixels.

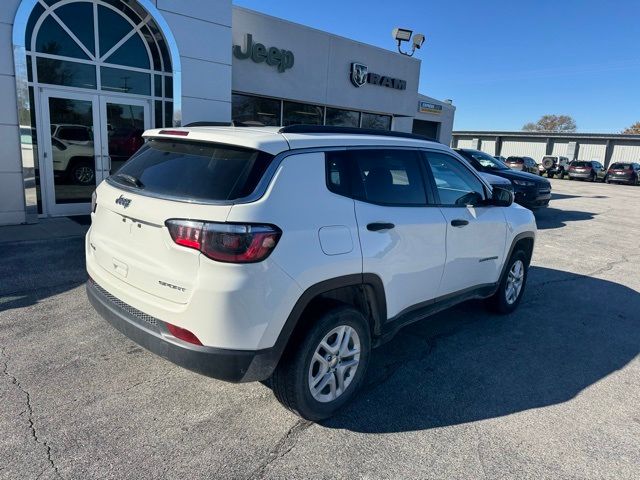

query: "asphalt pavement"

left=1, top=179, right=639, bottom=480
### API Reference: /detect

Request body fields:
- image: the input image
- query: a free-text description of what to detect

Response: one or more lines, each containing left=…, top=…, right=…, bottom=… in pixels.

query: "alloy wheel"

left=74, top=165, right=95, bottom=185
left=505, top=259, right=525, bottom=305
left=308, top=325, right=361, bottom=403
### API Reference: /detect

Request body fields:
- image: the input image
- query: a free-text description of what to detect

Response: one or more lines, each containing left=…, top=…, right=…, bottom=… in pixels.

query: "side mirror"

left=487, top=186, right=514, bottom=207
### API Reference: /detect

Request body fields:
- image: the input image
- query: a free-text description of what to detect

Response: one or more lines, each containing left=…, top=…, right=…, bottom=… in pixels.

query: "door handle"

left=451, top=219, right=469, bottom=227
left=367, top=222, right=395, bottom=232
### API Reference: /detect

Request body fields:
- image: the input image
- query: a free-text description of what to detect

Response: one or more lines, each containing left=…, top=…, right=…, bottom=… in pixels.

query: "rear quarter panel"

left=228, top=151, right=362, bottom=289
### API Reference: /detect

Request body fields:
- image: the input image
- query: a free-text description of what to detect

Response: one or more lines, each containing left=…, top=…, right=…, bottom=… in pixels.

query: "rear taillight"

left=166, top=219, right=281, bottom=263
left=91, top=190, right=97, bottom=213
left=166, top=323, right=202, bottom=346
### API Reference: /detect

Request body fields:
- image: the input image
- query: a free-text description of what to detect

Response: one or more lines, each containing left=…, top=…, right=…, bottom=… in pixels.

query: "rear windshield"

left=507, top=157, right=524, bottom=163
left=572, top=161, right=591, bottom=167
left=610, top=163, right=630, bottom=170
left=110, top=139, right=274, bottom=201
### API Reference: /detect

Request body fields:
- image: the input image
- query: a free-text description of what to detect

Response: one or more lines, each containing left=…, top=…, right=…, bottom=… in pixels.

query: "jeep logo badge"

left=115, top=195, right=131, bottom=208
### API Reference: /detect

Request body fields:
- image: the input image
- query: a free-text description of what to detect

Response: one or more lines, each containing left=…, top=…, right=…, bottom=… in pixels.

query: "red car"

left=606, top=162, right=640, bottom=185
left=108, top=127, right=144, bottom=170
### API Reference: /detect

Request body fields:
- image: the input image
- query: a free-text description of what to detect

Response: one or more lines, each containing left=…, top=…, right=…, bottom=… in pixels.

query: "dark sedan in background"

left=606, top=162, right=640, bottom=185
left=455, top=148, right=552, bottom=209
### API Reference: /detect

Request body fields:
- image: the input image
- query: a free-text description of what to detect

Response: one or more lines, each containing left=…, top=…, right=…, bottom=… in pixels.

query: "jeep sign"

left=233, top=34, right=295, bottom=73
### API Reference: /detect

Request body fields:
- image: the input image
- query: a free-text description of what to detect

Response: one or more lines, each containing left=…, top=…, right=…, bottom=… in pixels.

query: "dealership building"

left=0, top=0, right=455, bottom=225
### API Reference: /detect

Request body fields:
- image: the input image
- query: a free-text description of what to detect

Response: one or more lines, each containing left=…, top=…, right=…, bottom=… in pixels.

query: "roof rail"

left=277, top=125, right=437, bottom=142
left=183, top=121, right=260, bottom=127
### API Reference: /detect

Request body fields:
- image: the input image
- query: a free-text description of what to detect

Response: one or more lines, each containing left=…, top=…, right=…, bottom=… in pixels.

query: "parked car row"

left=491, top=152, right=640, bottom=186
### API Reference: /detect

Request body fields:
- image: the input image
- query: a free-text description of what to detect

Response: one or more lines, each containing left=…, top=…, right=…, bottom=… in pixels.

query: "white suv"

left=86, top=125, right=536, bottom=420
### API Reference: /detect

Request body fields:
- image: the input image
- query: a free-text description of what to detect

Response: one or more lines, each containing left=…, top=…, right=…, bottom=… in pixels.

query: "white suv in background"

left=86, top=125, right=536, bottom=420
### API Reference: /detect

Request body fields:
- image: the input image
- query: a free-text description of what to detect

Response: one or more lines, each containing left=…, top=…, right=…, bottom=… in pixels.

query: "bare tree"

left=522, top=115, right=577, bottom=132
left=621, top=122, right=640, bottom=135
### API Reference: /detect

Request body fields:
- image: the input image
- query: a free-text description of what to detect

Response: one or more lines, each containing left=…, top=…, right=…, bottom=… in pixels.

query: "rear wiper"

left=113, top=173, right=144, bottom=188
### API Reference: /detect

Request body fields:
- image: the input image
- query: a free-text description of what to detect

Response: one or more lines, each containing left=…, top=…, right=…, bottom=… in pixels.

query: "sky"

left=232, top=0, right=640, bottom=133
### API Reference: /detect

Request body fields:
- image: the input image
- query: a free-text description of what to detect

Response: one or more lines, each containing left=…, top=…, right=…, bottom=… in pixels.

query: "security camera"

left=412, top=33, right=425, bottom=49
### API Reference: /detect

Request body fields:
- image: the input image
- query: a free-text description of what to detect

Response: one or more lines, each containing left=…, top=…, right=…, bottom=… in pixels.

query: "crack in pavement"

left=1, top=347, right=63, bottom=479
left=247, top=418, right=312, bottom=479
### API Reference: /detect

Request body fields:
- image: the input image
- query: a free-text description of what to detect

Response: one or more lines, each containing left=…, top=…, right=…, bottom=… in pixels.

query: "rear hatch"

left=570, top=161, right=592, bottom=173
left=609, top=163, right=632, bottom=178
left=90, top=137, right=276, bottom=304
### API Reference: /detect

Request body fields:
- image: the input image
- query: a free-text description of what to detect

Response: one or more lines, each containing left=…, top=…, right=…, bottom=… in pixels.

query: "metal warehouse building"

left=452, top=131, right=640, bottom=167
left=0, top=0, right=455, bottom=226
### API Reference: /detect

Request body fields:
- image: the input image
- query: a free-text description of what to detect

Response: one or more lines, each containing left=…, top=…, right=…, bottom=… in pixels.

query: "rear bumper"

left=608, top=176, right=634, bottom=183
left=569, top=172, right=593, bottom=179
left=86, top=278, right=279, bottom=382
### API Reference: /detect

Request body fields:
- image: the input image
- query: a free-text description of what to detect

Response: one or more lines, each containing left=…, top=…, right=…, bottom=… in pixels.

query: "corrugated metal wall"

left=551, top=141, right=569, bottom=156
left=501, top=139, right=547, bottom=160
left=480, top=139, right=496, bottom=155
left=456, top=138, right=476, bottom=148
left=578, top=142, right=607, bottom=162
left=610, top=143, right=640, bottom=163
left=453, top=133, right=640, bottom=167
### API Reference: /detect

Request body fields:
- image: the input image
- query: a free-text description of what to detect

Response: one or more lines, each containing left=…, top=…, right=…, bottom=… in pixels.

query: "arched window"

left=25, top=0, right=175, bottom=127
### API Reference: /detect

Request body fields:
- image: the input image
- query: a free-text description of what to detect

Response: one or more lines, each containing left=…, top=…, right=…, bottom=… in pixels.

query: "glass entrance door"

left=39, top=90, right=151, bottom=216
left=100, top=96, right=150, bottom=175
left=41, top=90, right=104, bottom=216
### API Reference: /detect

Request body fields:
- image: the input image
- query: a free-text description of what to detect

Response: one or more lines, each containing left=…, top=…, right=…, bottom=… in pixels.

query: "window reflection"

left=36, top=58, right=97, bottom=89
left=232, top=94, right=281, bottom=126
left=361, top=112, right=392, bottom=130
left=54, top=2, right=95, bottom=55
left=98, top=5, right=133, bottom=57
left=283, top=101, right=323, bottom=126
left=101, top=67, right=151, bottom=96
left=106, top=103, right=146, bottom=172
left=105, top=34, right=150, bottom=70
left=326, top=108, right=360, bottom=127
left=36, top=16, right=89, bottom=59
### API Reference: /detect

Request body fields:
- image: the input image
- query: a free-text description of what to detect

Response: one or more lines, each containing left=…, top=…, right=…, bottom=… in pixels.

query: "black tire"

left=69, top=161, right=96, bottom=186
left=547, top=172, right=554, bottom=179
left=487, top=250, right=529, bottom=314
left=271, top=305, right=371, bottom=421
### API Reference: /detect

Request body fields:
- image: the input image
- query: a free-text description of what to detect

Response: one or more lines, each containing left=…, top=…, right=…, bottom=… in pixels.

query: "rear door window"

left=110, top=138, right=274, bottom=201
left=326, top=149, right=428, bottom=205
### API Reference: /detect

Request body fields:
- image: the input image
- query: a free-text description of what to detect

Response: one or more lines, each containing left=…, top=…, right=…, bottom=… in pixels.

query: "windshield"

left=572, top=161, right=591, bottom=167
left=466, top=151, right=509, bottom=170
